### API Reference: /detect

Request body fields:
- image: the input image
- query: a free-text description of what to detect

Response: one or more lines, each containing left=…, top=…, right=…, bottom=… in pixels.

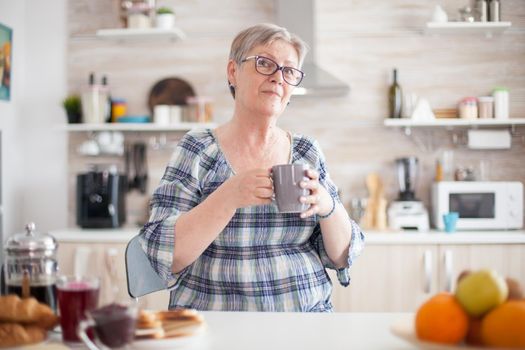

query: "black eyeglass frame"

left=240, top=55, right=305, bottom=86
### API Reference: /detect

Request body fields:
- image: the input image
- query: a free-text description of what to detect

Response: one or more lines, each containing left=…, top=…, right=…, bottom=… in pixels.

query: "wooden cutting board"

left=362, top=173, right=387, bottom=230
left=147, top=77, right=196, bottom=114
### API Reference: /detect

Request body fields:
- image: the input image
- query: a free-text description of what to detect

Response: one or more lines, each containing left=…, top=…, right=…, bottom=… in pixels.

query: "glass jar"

left=459, top=97, right=478, bottom=119
left=3, top=223, right=59, bottom=311
left=185, top=96, right=214, bottom=123
left=111, top=98, right=127, bottom=122
left=126, top=1, right=153, bottom=29
left=477, top=96, right=494, bottom=119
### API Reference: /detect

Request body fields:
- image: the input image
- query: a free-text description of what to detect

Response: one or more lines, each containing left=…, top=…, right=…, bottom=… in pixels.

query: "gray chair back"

left=125, top=234, right=166, bottom=298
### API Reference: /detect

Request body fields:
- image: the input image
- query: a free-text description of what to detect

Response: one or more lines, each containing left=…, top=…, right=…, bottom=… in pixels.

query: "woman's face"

left=228, top=40, right=300, bottom=118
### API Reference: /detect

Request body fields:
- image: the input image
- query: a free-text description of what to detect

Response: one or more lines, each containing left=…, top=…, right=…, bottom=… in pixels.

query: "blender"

left=387, top=157, right=429, bottom=231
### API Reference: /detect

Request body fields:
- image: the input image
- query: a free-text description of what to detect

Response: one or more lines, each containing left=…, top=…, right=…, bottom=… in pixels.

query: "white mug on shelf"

left=154, top=104, right=171, bottom=125
left=170, top=105, right=182, bottom=124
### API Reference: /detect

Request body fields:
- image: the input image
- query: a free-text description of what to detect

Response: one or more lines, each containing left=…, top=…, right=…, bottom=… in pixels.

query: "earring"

left=287, top=101, right=290, bottom=106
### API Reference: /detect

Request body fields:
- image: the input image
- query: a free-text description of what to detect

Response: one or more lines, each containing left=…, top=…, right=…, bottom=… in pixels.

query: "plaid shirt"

left=139, top=129, right=365, bottom=312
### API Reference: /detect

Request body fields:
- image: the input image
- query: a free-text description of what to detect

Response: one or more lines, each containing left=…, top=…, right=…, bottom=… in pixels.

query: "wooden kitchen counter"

left=364, top=229, right=525, bottom=244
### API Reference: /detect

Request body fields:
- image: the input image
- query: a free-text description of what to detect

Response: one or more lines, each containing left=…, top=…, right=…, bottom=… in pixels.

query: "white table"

left=46, top=312, right=415, bottom=349
left=190, top=312, right=414, bottom=350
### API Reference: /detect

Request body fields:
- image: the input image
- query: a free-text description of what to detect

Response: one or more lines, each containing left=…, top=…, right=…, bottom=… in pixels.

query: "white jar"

left=154, top=104, right=171, bottom=125
left=493, top=87, right=509, bottom=119
left=128, top=13, right=151, bottom=29
left=170, top=105, right=182, bottom=123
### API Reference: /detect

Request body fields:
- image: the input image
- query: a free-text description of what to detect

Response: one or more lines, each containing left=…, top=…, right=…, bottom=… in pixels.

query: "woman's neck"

left=227, top=111, right=281, bottom=148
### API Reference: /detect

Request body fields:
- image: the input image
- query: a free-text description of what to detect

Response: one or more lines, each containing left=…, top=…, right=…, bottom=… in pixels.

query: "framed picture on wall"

left=0, top=23, right=13, bottom=101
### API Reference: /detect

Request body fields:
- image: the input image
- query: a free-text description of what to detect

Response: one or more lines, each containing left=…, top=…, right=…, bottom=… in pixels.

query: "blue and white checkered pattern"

left=139, top=129, right=365, bottom=311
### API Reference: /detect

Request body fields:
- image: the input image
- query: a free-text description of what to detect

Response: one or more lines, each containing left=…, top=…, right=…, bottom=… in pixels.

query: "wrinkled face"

left=228, top=40, right=300, bottom=118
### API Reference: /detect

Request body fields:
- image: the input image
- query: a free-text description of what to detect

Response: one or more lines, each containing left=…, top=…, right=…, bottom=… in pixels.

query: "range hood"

left=276, top=0, right=350, bottom=97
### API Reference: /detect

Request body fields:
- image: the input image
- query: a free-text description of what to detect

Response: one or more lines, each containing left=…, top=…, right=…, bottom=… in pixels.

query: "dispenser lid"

left=5, top=222, right=57, bottom=255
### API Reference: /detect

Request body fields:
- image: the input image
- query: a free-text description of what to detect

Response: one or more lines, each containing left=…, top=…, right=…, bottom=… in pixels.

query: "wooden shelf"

left=95, top=27, right=186, bottom=41
left=64, top=122, right=216, bottom=132
left=384, top=118, right=525, bottom=128
left=425, top=21, right=511, bottom=36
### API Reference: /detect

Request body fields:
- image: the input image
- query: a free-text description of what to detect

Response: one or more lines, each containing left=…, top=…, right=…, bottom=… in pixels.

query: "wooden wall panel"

left=66, top=0, right=525, bottom=227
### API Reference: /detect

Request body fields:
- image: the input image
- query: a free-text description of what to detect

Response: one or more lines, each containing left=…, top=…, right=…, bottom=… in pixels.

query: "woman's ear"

left=227, top=59, right=237, bottom=87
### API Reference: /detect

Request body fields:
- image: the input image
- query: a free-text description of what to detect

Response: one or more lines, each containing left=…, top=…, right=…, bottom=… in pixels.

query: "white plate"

left=390, top=318, right=488, bottom=350
left=131, top=324, right=206, bottom=350
left=21, top=344, right=68, bottom=350
left=131, top=334, right=202, bottom=349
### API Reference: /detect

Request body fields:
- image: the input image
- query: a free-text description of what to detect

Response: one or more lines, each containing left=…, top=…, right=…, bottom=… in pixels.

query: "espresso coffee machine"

left=387, top=157, right=429, bottom=231
left=77, top=165, right=127, bottom=228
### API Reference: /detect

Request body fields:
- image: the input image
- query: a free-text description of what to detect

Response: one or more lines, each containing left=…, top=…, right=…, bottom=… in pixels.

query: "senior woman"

left=139, top=23, right=364, bottom=312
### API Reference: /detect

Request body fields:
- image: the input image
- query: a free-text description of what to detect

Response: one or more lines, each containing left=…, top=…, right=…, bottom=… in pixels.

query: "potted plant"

left=155, top=7, right=175, bottom=29
left=62, top=95, right=82, bottom=124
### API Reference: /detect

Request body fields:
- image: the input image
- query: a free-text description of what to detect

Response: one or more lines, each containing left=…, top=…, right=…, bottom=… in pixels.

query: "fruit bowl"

left=391, top=317, right=488, bottom=350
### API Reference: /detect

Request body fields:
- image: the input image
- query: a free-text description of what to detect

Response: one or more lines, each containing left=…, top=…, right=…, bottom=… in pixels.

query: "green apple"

left=455, top=269, right=508, bottom=317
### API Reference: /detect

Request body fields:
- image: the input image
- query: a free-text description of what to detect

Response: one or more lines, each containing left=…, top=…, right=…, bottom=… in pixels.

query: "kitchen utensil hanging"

left=126, top=142, right=148, bottom=194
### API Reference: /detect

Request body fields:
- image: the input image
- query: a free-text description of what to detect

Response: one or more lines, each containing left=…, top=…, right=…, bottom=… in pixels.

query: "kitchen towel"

left=467, top=129, right=511, bottom=149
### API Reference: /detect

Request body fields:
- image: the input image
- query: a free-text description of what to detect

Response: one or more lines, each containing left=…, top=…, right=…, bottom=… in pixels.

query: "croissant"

left=0, top=323, right=47, bottom=348
left=0, top=294, right=58, bottom=329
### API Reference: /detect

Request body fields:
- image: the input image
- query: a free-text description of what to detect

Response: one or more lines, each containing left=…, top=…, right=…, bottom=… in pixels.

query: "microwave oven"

left=431, top=181, right=523, bottom=230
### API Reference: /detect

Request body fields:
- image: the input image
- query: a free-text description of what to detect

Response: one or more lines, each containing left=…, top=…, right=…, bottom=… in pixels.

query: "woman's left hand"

left=299, top=169, right=333, bottom=219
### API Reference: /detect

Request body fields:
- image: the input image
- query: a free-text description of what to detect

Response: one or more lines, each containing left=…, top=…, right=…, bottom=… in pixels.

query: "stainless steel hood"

left=276, top=0, right=350, bottom=97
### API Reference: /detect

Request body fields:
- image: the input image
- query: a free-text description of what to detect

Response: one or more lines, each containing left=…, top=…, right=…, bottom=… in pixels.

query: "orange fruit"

left=481, top=300, right=525, bottom=348
left=415, top=292, right=469, bottom=345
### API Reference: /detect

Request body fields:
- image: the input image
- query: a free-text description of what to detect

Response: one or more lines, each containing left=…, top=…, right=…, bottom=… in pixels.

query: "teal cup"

left=443, top=212, right=459, bottom=233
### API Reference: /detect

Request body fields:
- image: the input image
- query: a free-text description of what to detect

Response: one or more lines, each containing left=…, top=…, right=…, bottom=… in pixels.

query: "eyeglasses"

left=241, top=55, right=305, bottom=86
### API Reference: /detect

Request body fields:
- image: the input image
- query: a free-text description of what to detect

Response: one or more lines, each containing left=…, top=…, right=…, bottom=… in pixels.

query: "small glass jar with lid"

left=459, top=97, right=478, bottom=119
left=477, top=96, right=494, bottom=119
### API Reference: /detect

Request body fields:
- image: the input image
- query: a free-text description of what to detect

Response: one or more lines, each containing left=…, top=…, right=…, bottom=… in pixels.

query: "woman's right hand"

left=224, top=168, right=274, bottom=209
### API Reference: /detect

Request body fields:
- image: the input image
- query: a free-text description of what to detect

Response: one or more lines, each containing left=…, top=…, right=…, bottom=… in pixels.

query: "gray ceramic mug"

left=271, top=164, right=310, bottom=213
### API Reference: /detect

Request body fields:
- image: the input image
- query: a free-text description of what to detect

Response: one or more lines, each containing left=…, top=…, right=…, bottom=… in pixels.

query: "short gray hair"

left=228, top=23, right=309, bottom=98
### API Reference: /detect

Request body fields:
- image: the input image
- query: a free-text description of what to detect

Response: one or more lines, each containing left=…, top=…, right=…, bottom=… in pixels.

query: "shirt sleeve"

left=138, top=133, right=203, bottom=290
left=309, top=140, right=365, bottom=287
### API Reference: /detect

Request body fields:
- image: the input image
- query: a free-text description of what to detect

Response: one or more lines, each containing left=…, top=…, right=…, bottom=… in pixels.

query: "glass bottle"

left=101, top=75, right=112, bottom=123
left=489, top=0, right=500, bottom=22
left=389, top=68, right=402, bottom=118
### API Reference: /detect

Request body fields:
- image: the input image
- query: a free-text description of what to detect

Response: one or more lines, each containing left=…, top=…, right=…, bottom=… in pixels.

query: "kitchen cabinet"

left=329, top=244, right=438, bottom=312
left=56, top=241, right=170, bottom=309
left=438, top=244, right=525, bottom=294
left=330, top=242, right=525, bottom=312
left=53, top=229, right=525, bottom=313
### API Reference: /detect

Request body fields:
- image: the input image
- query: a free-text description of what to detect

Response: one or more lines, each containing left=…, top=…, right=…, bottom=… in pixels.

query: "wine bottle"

left=389, top=68, right=402, bottom=118
left=101, top=75, right=112, bottom=123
